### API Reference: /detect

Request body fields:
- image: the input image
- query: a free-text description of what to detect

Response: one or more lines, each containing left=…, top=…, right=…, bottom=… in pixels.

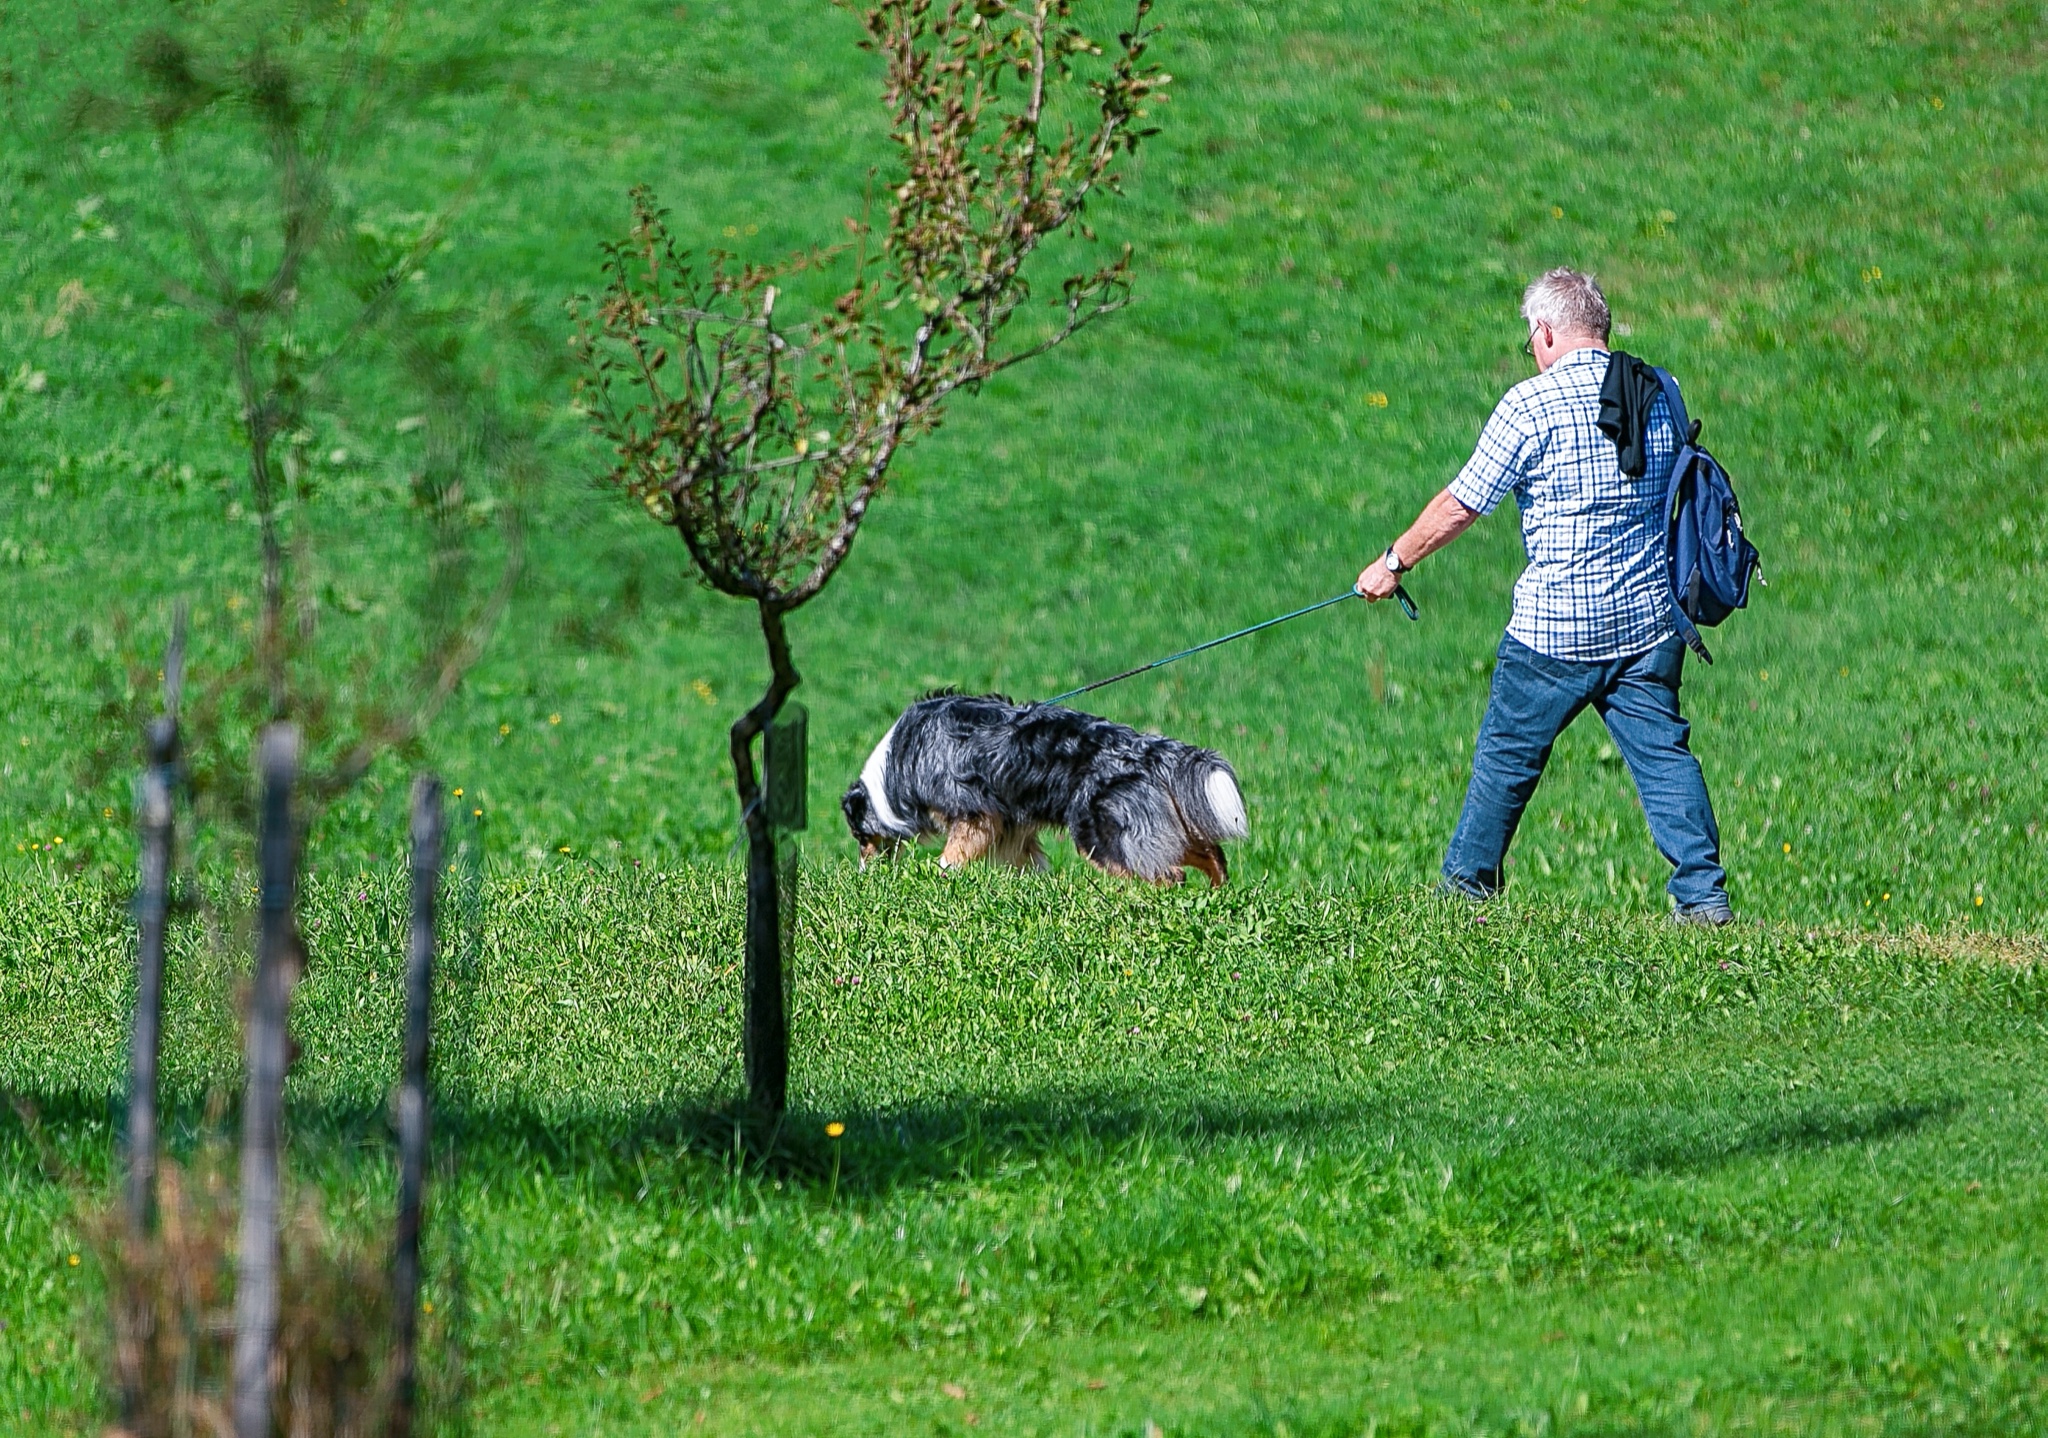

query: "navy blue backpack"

left=1651, top=368, right=1761, bottom=664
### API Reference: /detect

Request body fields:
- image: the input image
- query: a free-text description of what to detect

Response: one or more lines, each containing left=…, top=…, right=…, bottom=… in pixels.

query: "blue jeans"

left=1442, top=634, right=1728, bottom=908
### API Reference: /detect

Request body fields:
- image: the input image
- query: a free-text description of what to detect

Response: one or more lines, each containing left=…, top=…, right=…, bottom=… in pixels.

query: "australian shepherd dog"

left=840, top=693, right=1249, bottom=885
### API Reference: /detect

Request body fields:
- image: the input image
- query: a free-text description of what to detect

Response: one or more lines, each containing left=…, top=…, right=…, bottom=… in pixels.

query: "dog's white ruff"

left=860, top=722, right=912, bottom=835
left=1206, top=768, right=1249, bottom=839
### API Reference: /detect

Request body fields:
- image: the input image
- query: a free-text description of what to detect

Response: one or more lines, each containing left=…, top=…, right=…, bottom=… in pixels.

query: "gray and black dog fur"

left=841, top=693, right=1249, bottom=885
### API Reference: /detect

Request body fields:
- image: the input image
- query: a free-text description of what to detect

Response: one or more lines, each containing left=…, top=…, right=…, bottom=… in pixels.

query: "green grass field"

left=3, top=0, right=2046, bottom=1432
left=5, top=869, right=2045, bottom=1432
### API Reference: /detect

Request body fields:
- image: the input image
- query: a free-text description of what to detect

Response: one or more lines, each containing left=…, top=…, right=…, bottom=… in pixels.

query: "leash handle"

left=1045, top=582, right=1417, bottom=706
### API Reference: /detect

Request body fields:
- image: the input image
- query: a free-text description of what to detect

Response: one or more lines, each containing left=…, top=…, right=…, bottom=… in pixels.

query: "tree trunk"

left=389, top=775, right=442, bottom=1438
left=234, top=724, right=302, bottom=1438
left=728, top=602, right=801, bottom=1115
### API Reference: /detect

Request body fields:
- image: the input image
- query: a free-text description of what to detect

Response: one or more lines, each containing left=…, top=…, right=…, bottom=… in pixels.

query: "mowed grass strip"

left=3, top=866, right=2043, bottom=1429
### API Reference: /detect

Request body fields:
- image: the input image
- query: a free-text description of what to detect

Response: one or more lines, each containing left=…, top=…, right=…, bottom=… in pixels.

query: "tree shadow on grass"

left=1612, top=1099, right=1962, bottom=1178
left=1, top=1077, right=1970, bottom=1206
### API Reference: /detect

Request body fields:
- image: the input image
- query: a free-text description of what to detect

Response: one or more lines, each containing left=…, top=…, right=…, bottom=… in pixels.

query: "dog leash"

left=1046, top=583, right=1418, bottom=705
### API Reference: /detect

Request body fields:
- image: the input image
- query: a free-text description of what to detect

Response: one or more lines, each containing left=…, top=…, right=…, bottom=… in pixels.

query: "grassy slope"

left=0, top=0, right=2042, bottom=926
left=3, top=0, right=2048, bottom=1432
left=4, top=867, right=2046, bottom=1432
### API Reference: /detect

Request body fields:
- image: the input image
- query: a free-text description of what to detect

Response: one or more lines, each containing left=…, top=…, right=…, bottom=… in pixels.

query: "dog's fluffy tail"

left=1171, top=750, right=1249, bottom=842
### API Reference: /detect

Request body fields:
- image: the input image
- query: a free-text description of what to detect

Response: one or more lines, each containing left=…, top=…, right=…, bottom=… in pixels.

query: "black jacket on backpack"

left=1596, top=351, right=1667, bottom=477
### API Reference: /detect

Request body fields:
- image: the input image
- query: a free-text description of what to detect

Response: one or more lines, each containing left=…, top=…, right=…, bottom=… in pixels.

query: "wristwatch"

left=1381, top=545, right=1409, bottom=575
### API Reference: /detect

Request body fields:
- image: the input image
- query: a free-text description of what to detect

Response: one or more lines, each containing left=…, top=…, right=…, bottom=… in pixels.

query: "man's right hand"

left=1355, top=554, right=1401, bottom=601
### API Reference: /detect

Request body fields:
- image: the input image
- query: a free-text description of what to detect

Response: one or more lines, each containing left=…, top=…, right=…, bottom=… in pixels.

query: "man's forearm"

left=1390, top=489, right=1482, bottom=567
left=1356, top=488, right=1483, bottom=600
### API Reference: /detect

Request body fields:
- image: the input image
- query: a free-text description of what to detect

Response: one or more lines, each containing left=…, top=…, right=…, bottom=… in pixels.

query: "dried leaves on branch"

left=573, top=0, right=1169, bottom=616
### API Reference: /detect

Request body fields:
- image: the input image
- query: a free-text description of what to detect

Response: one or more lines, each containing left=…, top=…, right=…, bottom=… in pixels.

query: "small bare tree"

left=575, top=0, right=1170, bottom=1113
left=68, top=4, right=529, bottom=842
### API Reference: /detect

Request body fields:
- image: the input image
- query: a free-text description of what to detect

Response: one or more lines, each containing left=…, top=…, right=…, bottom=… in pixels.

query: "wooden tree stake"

left=233, top=723, right=301, bottom=1438
left=125, top=715, right=178, bottom=1235
left=389, top=775, right=443, bottom=1438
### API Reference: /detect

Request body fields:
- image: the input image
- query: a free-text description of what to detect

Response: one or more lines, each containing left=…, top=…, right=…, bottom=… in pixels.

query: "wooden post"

left=742, top=702, right=805, bottom=1116
left=233, top=724, right=300, bottom=1438
left=741, top=806, right=787, bottom=1116
left=125, top=716, right=178, bottom=1235
left=125, top=607, right=185, bottom=1245
left=389, top=776, right=442, bottom=1438
left=766, top=702, right=806, bottom=1037
left=118, top=709, right=179, bottom=1427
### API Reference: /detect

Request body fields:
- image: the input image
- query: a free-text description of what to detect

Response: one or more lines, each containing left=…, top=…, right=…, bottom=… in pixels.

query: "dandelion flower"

left=549, top=713, right=562, bottom=725
left=1975, top=895, right=1984, bottom=907
left=1782, top=842, right=1792, bottom=854
left=68, top=1253, right=80, bottom=1267
left=558, top=845, right=571, bottom=854
left=499, top=724, right=511, bottom=736
left=453, top=787, right=464, bottom=797
left=825, top=1122, right=845, bottom=1139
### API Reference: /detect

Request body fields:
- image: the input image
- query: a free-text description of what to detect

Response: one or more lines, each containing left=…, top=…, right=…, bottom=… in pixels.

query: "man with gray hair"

left=1354, top=267, right=1733, bottom=923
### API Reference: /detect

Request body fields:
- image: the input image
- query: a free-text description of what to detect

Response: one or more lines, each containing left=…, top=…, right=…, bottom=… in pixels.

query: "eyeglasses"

left=1520, top=323, right=1546, bottom=359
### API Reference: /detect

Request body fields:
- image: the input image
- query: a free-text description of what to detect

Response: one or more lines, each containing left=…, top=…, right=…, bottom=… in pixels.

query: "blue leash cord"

left=1046, top=582, right=1417, bottom=705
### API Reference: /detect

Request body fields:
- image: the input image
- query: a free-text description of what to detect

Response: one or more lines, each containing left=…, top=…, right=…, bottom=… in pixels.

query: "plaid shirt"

left=1448, top=346, right=1676, bottom=662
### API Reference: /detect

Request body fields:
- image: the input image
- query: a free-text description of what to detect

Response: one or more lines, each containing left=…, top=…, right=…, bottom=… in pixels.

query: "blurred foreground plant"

left=66, top=0, right=531, bottom=849
left=574, top=0, right=1170, bottom=1113
left=56, top=9, right=488, bottom=1433
left=96, top=1155, right=401, bottom=1438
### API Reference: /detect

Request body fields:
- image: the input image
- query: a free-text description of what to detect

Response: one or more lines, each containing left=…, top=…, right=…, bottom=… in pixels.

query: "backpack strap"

left=1651, top=366, right=1714, bottom=665
left=1651, top=365, right=1692, bottom=445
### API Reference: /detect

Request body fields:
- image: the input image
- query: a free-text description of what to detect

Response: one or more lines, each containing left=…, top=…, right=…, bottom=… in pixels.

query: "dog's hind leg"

left=1182, top=840, right=1228, bottom=888
left=992, top=823, right=1049, bottom=872
left=939, top=815, right=1002, bottom=869
left=1021, top=829, right=1050, bottom=872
